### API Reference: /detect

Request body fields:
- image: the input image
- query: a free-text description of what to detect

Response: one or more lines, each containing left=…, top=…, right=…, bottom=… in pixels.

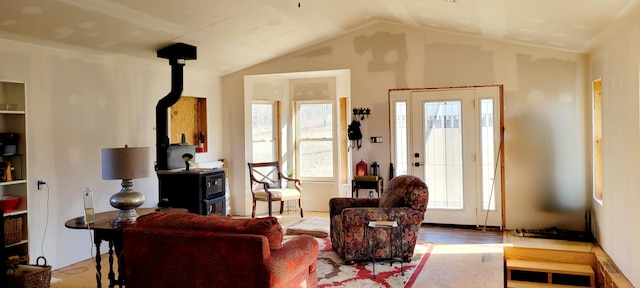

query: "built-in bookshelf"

left=0, top=80, right=28, bottom=265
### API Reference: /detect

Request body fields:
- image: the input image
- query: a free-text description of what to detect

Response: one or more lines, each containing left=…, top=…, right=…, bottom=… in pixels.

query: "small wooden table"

left=64, top=208, right=158, bottom=288
left=352, top=177, right=384, bottom=198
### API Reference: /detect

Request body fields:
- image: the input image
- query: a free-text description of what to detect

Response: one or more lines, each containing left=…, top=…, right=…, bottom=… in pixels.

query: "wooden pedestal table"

left=64, top=207, right=185, bottom=288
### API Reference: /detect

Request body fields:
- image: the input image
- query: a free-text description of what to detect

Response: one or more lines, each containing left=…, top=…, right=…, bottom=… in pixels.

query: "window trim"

left=295, top=100, right=337, bottom=181
left=251, top=100, right=279, bottom=163
left=592, top=78, right=603, bottom=205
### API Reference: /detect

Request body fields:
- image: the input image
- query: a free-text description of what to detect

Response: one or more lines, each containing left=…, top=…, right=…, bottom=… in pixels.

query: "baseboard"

left=421, top=222, right=502, bottom=231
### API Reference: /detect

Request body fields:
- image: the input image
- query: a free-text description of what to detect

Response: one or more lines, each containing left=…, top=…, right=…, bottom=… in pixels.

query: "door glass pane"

left=424, top=101, right=463, bottom=209
left=252, top=103, right=275, bottom=162
left=480, top=99, right=496, bottom=210
left=395, top=101, right=408, bottom=176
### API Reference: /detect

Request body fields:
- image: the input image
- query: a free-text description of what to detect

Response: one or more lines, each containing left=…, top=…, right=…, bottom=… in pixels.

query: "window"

left=480, top=99, right=496, bottom=210
left=251, top=101, right=277, bottom=162
left=297, top=102, right=334, bottom=178
left=394, top=101, right=408, bottom=176
left=592, top=79, right=603, bottom=203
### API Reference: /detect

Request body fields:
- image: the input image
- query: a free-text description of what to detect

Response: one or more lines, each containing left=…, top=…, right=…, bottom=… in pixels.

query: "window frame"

left=592, top=78, right=603, bottom=204
left=251, top=100, right=279, bottom=163
left=294, top=100, right=336, bottom=181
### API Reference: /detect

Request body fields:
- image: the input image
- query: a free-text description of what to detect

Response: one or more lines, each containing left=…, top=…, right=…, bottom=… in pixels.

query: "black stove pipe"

left=155, top=43, right=196, bottom=171
left=155, top=60, right=184, bottom=171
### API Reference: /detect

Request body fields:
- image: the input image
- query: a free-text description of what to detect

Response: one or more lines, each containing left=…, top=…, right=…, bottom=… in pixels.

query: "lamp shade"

left=102, top=147, right=151, bottom=180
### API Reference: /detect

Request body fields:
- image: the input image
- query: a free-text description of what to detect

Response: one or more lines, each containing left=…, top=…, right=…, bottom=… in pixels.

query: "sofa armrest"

left=267, top=235, right=319, bottom=287
left=329, top=197, right=379, bottom=218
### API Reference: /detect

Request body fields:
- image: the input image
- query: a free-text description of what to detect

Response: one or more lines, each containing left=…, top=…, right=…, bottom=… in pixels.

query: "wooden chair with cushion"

left=248, top=161, right=304, bottom=218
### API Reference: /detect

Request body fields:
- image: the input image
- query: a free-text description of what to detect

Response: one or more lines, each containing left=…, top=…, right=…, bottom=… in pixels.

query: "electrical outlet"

left=37, top=180, right=46, bottom=190
left=370, top=136, right=383, bottom=143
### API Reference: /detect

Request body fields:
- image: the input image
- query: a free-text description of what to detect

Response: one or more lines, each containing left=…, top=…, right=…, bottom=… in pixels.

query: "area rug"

left=285, top=235, right=433, bottom=288
left=285, top=216, right=330, bottom=238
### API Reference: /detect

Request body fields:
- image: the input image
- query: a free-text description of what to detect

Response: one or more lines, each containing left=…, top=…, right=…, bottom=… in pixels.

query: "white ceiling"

left=0, top=0, right=636, bottom=75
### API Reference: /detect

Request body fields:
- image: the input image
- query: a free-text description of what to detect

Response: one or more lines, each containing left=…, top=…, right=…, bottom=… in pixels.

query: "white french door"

left=391, top=86, right=502, bottom=227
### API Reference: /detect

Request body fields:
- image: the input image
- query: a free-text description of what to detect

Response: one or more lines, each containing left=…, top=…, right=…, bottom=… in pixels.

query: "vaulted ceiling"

left=0, top=0, right=636, bottom=75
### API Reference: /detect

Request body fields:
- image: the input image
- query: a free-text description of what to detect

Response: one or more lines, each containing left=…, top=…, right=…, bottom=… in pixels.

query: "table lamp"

left=101, top=145, right=151, bottom=224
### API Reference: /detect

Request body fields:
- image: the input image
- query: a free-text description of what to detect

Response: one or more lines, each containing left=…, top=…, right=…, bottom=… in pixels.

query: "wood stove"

left=157, top=169, right=226, bottom=216
left=154, top=43, right=227, bottom=216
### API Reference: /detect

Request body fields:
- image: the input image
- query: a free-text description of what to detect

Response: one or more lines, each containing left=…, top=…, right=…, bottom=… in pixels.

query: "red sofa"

left=122, top=212, right=319, bottom=288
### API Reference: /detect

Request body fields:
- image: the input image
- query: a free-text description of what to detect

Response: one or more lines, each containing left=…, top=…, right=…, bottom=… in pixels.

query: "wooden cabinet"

left=0, top=80, right=29, bottom=265
left=157, top=169, right=226, bottom=216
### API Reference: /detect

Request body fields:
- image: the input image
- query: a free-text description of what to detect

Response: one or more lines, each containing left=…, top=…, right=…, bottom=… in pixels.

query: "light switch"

left=370, top=136, right=383, bottom=143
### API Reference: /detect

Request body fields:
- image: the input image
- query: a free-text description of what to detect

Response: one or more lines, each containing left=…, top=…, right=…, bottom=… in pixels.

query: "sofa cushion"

left=135, top=212, right=284, bottom=249
left=379, top=175, right=429, bottom=212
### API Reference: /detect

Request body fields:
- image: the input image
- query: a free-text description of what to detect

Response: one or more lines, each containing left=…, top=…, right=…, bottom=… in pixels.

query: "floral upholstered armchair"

left=329, top=175, right=429, bottom=264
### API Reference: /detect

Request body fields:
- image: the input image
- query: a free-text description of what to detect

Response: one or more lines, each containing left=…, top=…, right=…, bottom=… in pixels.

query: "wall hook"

left=353, top=107, right=371, bottom=120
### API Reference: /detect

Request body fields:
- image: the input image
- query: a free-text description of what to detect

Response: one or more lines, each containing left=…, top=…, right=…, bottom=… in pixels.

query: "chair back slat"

left=247, top=161, right=303, bottom=218
left=248, top=161, right=282, bottom=189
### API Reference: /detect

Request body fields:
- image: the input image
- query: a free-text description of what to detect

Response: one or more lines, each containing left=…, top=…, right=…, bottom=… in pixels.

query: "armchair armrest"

left=340, top=207, right=424, bottom=228
left=329, top=197, right=379, bottom=218
left=280, top=174, right=302, bottom=190
left=281, top=175, right=300, bottom=184
left=250, top=178, right=274, bottom=189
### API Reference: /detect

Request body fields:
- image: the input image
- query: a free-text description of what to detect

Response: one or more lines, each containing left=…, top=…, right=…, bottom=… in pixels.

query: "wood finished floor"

left=50, top=212, right=509, bottom=287
left=418, top=223, right=503, bottom=245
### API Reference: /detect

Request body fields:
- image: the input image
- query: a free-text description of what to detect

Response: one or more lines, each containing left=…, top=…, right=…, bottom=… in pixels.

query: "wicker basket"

left=7, top=256, right=51, bottom=288
left=4, top=216, right=22, bottom=245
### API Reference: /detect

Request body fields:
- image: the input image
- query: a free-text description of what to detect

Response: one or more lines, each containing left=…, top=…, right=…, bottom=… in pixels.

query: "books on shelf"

left=354, top=175, right=379, bottom=181
left=369, top=221, right=398, bottom=228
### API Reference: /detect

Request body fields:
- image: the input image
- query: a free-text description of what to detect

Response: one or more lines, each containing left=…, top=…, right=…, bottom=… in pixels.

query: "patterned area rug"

left=285, top=235, right=433, bottom=288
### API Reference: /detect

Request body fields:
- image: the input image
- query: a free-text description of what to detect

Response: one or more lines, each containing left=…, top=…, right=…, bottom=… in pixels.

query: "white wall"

left=3, top=14, right=636, bottom=286
left=223, top=22, right=640, bottom=286
left=420, top=33, right=590, bottom=231
left=588, top=3, right=640, bottom=285
left=0, top=38, right=221, bottom=269
left=242, top=74, right=347, bottom=215
left=223, top=21, right=591, bottom=230
left=242, top=76, right=289, bottom=215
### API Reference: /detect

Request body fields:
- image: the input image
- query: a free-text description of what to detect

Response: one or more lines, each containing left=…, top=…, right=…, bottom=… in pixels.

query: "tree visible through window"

left=297, top=102, right=334, bottom=178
